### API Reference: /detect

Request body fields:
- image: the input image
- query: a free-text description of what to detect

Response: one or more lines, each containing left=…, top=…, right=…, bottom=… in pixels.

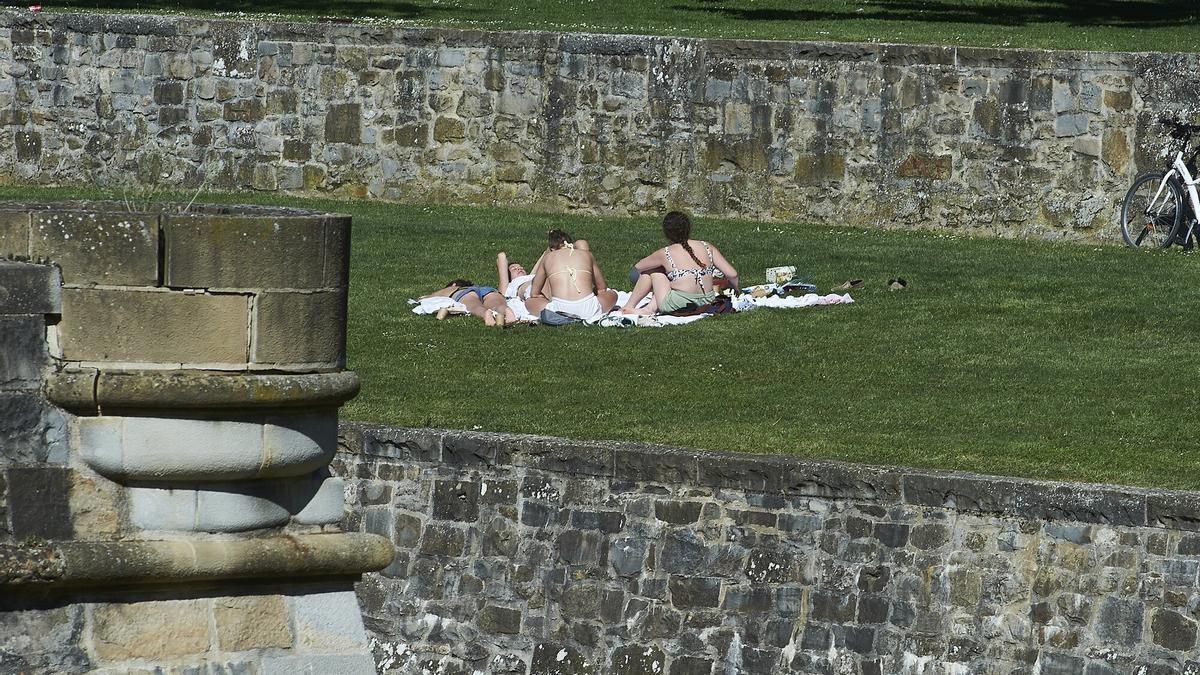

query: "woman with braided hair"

left=620, top=211, right=739, bottom=316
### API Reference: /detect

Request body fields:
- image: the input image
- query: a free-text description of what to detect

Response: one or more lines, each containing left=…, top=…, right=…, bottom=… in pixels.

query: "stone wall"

left=337, top=424, right=1200, bottom=674
left=0, top=202, right=390, bottom=674
left=3, top=12, right=1199, bottom=241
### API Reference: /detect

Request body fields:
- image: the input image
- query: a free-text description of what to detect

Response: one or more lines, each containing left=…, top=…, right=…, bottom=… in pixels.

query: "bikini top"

left=664, top=241, right=716, bottom=288
left=546, top=243, right=591, bottom=293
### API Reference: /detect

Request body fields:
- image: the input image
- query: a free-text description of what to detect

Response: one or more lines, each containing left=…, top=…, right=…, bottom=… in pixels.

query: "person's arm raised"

left=496, top=251, right=511, bottom=289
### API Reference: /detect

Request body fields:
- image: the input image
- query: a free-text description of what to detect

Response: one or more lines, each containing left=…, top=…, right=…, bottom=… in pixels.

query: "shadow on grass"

left=674, top=0, right=1198, bottom=29
left=55, top=0, right=434, bottom=20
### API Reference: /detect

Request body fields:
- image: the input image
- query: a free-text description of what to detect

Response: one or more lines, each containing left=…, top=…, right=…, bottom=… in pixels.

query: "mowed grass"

left=49, top=0, right=1200, bottom=53
left=5, top=186, right=1200, bottom=489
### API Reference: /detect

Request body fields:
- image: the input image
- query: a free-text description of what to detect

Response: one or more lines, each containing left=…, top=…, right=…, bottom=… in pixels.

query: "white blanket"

left=410, top=291, right=853, bottom=326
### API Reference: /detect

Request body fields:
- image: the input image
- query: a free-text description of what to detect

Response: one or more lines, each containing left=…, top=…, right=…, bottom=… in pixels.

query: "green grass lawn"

left=6, top=186, right=1198, bottom=489
left=46, top=0, right=1200, bottom=53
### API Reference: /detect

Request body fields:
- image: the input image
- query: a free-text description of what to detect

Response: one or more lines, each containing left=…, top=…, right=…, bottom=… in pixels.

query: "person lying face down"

left=524, top=229, right=618, bottom=321
left=620, top=211, right=739, bottom=316
left=419, top=278, right=517, bottom=327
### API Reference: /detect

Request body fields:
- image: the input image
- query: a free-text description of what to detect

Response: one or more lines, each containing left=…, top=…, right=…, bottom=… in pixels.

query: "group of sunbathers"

left=420, top=211, right=741, bottom=326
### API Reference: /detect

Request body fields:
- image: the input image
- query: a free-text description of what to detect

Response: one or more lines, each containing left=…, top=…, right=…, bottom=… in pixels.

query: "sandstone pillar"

left=0, top=202, right=391, bottom=673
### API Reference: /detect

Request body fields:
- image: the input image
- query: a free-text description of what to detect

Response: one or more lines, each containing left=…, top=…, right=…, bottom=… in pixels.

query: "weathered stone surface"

left=7, top=466, right=72, bottom=540
left=0, top=605, right=90, bottom=673
left=30, top=211, right=158, bottom=286
left=214, top=595, right=294, bottom=651
left=252, top=289, right=347, bottom=365
left=163, top=214, right=333, bottom=290
left=0, top=316, right=44, bottom=388
left=50, top=369, right=360, bottom=412
left=0, top=210, right=31, bottom=258
left=1151, top=609, right=1197, bottom=651
left=0, top=262, right=60, bottom=315
left=339, top=425, right=1200, bottom=673
left=91, top=599, right=212, bottom=660
left=3, top=21, right=1177, bottom=249
left=78, top=413, right=335, bottom=481
left=59, top=288, right=249, bottom=364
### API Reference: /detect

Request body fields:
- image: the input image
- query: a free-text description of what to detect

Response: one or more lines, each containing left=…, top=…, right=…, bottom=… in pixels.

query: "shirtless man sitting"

left=524, top=230, right=617, bottom=321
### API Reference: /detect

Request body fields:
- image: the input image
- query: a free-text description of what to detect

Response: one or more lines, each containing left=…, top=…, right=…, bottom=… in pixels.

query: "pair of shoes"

left=833, top=279, right=864, bottom=291
left=887, top=278, right=908, bottom=291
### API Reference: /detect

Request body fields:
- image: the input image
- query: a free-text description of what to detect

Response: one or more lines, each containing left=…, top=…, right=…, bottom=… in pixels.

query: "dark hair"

left=446, top=278, right=473, bottom=288
left=662, top=211, right=704, bottom=267
left=547, top=228, right=573, bottom=250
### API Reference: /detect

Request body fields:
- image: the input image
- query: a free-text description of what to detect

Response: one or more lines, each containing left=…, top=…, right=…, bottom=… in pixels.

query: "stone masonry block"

left=253, top=290, right=346, bottom=365
left=293, top=590, right=370, bottom=652
left=323, top=215, right=351, bottom=288
left=325, top=103, right=362, bottom=144
left=0, top=316, right=45, bottom=388
left=0, top=262, right=61, bottom=315
left=163, top=215, right=332, bottom=290
left=7, top=466, right=72, bottom=540
left=0, top=394, right=53, bottom=464
left=59, top=288, right=249, bottom=364
left=30, top=211, right=158, bottom=286
left=261, top=654, right=376, bottom=675
left=215, top=595, right=294, bottom=651
left=91, top=599, right=213, bottom=661
left=292, top=475, right=346, bottom=525
left=79, top=414, right=333, bottom=481
left=0, top=210, right=30, bottom=257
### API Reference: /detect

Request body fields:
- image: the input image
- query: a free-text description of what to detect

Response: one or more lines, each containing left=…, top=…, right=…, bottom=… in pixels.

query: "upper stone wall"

left=3, top=12, right=1197, bottom=241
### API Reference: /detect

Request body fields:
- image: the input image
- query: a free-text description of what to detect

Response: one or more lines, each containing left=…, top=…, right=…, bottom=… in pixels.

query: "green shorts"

left=660, top=288, right=716, bottom=313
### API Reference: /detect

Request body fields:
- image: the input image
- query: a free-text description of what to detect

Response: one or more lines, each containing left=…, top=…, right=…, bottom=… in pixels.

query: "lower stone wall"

left=1, top=586, right=374, bottom=675
left=337, top=424, right=1200, bottom=675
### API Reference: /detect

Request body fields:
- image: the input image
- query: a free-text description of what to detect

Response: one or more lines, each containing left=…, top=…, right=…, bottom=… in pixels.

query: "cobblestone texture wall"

left=338, top=424, right=1200, bottom=675
left=2, top=12, right=1197, bottom=242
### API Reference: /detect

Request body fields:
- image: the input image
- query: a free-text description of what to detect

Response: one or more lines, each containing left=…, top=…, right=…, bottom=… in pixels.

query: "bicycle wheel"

left=1121, top=171, right=1183, bottom=248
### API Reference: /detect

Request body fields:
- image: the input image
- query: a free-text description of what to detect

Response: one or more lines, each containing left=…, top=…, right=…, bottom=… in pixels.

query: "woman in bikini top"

left=620, top=211, right=739, bottom=316
left=524, top=229, right=618, bottom=319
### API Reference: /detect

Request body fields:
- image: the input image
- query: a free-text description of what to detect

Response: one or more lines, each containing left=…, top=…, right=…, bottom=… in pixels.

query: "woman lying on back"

left=524, top=229, right=618, bottom=321
left=419, top=279, right=516, bottom=326
left=620, top=211, right=739, bottom=315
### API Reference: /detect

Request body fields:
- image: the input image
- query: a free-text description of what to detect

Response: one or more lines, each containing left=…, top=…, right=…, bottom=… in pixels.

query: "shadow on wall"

left=674, top=0, right=1200, bottom=29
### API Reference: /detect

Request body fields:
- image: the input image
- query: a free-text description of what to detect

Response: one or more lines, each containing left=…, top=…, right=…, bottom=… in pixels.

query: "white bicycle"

left=1120, top=118, right=1200, bottom=249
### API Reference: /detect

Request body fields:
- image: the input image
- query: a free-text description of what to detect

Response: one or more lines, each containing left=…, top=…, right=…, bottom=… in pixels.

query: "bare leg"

left=639, top=272, right=673, bottom=316
left=456, top=293, right=496, bottom=325
left=621, top=273, right=654, bottom=313
left=526, top=295, right=550, bottom=315
left=598, top=288, right=618, bottom=313
left=483, top=293, right=514, bottom=326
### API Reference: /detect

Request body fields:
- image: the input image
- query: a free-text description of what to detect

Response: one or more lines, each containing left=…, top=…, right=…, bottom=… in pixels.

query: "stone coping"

left=341, top=423, right=1200, bottom=531
left=0, top=200, right=342, bottom=219
left=48, top=369, right=360, bottom=413
left=6, top=10, right=1188, bottom=67
left=1, top=532, right=393, bottom=587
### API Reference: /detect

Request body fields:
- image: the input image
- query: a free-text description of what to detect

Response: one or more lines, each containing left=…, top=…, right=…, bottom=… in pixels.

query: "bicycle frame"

left=1147, top=151, right=1200, bottom=243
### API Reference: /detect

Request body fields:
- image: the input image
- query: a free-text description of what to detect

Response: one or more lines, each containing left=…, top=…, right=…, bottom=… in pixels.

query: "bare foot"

left=484, top=310, right=497, bottom=326
left=436, top=308, right=450, bottom=320
left=494, top=310, right=506, bottom=327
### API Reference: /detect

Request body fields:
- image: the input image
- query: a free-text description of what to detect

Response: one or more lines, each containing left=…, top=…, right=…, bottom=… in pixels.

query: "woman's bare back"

left=541, top=245, right=597, bottom=300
